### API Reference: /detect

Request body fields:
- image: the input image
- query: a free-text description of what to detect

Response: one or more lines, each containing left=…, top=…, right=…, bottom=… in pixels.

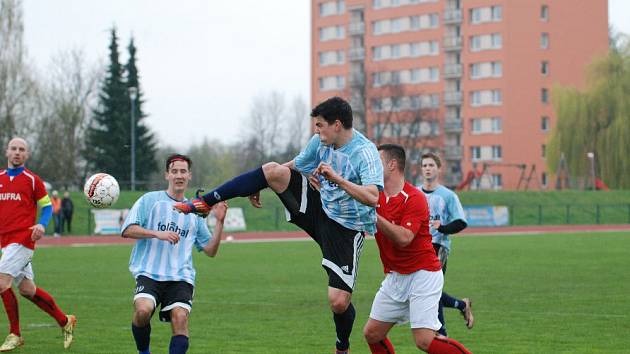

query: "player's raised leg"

left=173, top=162, right=293, bottom=216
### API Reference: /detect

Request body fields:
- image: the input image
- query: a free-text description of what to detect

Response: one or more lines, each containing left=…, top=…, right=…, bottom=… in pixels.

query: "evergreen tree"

left=84, top=29, right=158, bottom=189
left=84, top=28, right=131, bottom=184
left=126, top=37, right=157, bottom=185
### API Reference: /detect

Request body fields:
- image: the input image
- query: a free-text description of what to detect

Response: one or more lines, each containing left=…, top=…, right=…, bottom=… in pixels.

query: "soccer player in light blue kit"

left=420, top=152, right=474, bottom=337
left=174, top=96, right=383, bottom=354
left=121, top=154, right=227, bottom=354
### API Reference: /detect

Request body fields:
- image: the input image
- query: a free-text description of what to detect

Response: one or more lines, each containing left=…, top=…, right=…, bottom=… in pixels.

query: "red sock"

left=428, top=337, right=472, bottom=354
left=368, top=338, right=395, bottom=354
left=25, top=288, right=67, bottom=327
left=1, top=288, right=21, bottom=336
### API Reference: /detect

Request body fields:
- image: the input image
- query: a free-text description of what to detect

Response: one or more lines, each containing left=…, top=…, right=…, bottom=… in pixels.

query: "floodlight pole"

left=129, top=87, right=138, bottom=191
left=587, top=152, right=595, bottom=191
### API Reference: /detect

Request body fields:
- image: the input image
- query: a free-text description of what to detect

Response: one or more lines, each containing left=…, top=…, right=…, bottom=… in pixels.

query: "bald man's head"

left=6, top=137, right=30, bottom=168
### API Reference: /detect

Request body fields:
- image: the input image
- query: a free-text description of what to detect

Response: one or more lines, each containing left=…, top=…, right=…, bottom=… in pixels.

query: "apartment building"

left=311, top=0, right=608, bottom=189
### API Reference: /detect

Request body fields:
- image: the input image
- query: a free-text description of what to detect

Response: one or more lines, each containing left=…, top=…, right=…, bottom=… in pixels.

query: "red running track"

left=36, top=224, right=630, bottom=247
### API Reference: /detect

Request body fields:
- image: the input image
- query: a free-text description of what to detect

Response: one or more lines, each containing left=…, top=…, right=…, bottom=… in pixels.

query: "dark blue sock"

left=441, top=291, right=464, bottom=310
left=201, top=167, right=268, bottom=206
left=437, top=300, right=447, bottom=336
left=333, top=303, right=355, bottom=351
left=169, top=335, right=189, bottom=354
left=132, top=323, right=151, bottom=353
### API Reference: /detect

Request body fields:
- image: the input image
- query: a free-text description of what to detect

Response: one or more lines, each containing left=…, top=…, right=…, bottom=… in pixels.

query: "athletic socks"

left=132, top=323, right=151, bottom=353
left=24, top=287, right=67, bottom=327
left=1, top=288, right=20, bottom=336
left=441, top=292, right=465, bottom=311
left=437, top=300, right=447, bottom=336
left=428, top=337, right=472, bottom=354
left=368, top=337, right=396, bottom=353
left=201, top=167, right=268, bottom=206
left=333, top=302, right=355, bottom=351
left=169, top=335, right=189, bottom=354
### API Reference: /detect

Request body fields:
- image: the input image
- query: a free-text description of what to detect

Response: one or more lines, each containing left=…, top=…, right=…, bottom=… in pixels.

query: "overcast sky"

left=23, top=0, right=629, bottom=148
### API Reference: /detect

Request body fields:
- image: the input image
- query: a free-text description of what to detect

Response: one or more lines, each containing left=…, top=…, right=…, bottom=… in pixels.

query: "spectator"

left=60, top=192, right=74, bottom=234
left=50, top=191, right=61, bottom=237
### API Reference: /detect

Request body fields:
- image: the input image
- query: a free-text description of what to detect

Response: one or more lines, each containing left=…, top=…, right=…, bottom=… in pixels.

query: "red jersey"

left=0, top=168, right=48, bottom=249
left=375, top=181, right=441, bottom=274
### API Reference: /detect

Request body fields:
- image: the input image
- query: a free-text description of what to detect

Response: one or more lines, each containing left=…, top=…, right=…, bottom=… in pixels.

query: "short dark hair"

left=378, top=144, right=406, bottom=172
left=421, top=152, right=441, bottom=168
left=165, top=154, right=192, bottom=171
left=310, top=96, right=353, bottom=129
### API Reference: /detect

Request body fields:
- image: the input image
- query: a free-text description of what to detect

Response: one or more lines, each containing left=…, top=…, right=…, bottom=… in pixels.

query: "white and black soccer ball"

left=83, top=173, right=120, bottom=208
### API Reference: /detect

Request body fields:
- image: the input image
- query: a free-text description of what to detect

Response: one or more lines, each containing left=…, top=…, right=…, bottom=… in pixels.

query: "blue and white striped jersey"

left=294, top=129, right=383, bottom=235
left=121, top=191, right=211, bottom=285
left=421, top=185, right=466, bottom=251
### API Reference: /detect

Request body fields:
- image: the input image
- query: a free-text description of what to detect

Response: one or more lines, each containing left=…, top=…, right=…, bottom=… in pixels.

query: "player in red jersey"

left=0, top=138, right=76, bottom=351
left=363, top=144, right=472, bottom=354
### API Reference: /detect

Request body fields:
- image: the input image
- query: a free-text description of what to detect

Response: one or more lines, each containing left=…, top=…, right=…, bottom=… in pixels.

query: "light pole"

left=129, top=87, right=138, bottom=191
left=587, top=152, right=595, bottom=190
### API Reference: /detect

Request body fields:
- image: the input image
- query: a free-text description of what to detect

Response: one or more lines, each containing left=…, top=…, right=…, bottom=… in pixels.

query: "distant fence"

left=508, top=204, right=630, bottom=226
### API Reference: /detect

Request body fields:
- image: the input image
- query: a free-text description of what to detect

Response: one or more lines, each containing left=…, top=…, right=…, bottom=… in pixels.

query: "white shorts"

left=369, top=269, right=443, bottom=330
left=0, top=243, right=34, bottom=286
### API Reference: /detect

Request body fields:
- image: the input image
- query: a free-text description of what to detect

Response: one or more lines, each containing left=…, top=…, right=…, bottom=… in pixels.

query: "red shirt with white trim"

left=375, top=181, right=441, bottom=274
left=0, top=168, right=48, bottom=249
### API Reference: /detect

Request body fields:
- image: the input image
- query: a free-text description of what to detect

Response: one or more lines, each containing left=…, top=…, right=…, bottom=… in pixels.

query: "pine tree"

left=126, top=37, right=157, bottom=185
left=84, top=29, right=158, bottom=189
left=84, top=28, right=131, bottom=184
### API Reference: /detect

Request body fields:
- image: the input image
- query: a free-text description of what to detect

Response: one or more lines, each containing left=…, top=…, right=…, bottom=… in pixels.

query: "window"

left=541, top=61, right=549, bottom=75
left=319, top=1, right=345, bottom=16
left=471, top=119, right=481, bottom=133
left=541, top=5, right=549, bottom=21
left=541, top=88, right=549, bottom=104
left=470, top=34, right=502, bottom=51
left=492, top=6, right=502, bottom=21
left=470, top=6, right=502, bottom=24
left=542, top=172, right=548, bottom=187
left=471, top=146, right=481, bottom=160
left=493, top=62, right=502, bottom=76
left=493, top=90, right=502, bottom=104
left=492, top=117, right=502, bottom=132
left=492, top=174, right=503, bottom=188
left=492, top=145, right=502, bottom=159
left=541, top=116, right=550, bottom=131
left=542, top=144, right=546, bottom=158
left=541, top=33, right=549, bottom=49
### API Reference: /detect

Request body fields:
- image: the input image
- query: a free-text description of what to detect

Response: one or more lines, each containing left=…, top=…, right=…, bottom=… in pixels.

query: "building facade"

left=311, top=0, right=608, bottom=189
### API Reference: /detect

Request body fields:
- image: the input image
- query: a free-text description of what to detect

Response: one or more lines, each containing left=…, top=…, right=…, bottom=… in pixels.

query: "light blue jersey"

left=121, top=191, right=211, bottom=286
left=294, top=129, right=383, bottom=235
left=421, top=185, right=466, bottom=251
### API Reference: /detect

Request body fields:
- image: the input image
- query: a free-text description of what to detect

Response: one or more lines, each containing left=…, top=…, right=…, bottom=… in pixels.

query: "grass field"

left=53, top=189, right=630, bottom=236
left=8, top=231, right=630, bottom=353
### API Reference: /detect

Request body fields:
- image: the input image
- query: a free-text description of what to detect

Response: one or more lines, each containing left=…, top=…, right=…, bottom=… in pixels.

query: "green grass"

left=12, top=231, right=630, bottom=353
left=53, top=189, right=630, bottom=236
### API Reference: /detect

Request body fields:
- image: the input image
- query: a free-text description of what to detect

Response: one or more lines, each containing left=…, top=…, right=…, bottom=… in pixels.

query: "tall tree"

left=84, top=28, right=129, bottom=184
left=126, top=37, right=157, bottom=185
left=547, top=41, right=630, bottom=189
left=0, top=0, right=37, bottom=148
left=30, top=50, right=99, bottom=188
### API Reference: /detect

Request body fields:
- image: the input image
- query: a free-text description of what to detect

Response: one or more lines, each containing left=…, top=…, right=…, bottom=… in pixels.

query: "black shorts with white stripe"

left=277, top=169, right=365, bottom=293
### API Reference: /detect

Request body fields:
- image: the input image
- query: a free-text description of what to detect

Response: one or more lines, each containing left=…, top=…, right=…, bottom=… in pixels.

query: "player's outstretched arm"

left=203, top=202, right=227, bottom=257
left=122, top=224, right=180, bottom=244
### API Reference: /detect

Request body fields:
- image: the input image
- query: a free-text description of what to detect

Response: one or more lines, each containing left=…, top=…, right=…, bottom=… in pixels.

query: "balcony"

left=348, top=47, right=365, bottom=61
left=443, top=63, right=462, bottom=79
left=443, top=36, right=462, bottom=51
left=444, top=91, right=463, bottom=106
left=443, top=9, right=462, bottom=24
left=444, top=119, right=463, bottom=133
left=348, top=72, right=365, bottom=87
left=348, top=22, right=365, bottom=35
left=444, top=145, right=463, bottom=160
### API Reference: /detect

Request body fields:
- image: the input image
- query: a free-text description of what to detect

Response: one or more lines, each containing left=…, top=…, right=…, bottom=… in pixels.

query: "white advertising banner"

left=92, top=209, right=129, bottom=235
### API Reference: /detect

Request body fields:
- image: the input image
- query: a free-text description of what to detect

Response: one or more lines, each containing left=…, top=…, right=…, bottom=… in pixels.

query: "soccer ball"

left=83, top=173, right=120, bottom=208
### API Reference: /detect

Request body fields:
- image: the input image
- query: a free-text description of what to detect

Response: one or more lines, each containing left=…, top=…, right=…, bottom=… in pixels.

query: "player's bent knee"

left=133, top=307, right=153, bottom=324
left=329, top=298, right=350, bottom=314
left=262, top=162, right=289, bottom=184
left=363, top=324, right=385, bottom=344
